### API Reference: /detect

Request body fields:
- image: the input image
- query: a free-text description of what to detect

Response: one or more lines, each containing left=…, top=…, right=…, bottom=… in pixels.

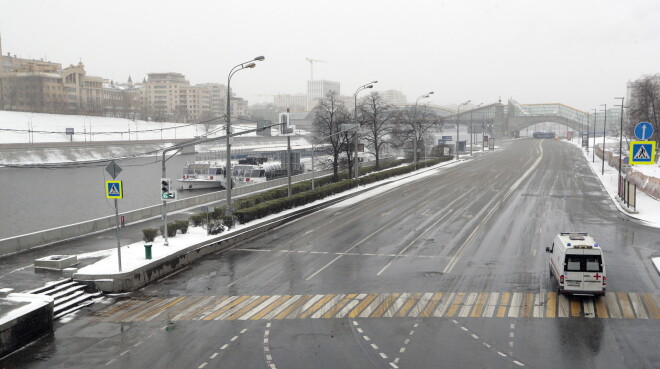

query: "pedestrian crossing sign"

left=629, top=141, right=656, bottom=165
left=106, top=180, right=123, bottom=199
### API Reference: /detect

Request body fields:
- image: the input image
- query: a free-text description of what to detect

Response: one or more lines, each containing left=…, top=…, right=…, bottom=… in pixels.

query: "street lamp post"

left=592, top=109, right=597, bottom=163
left=469, top=103, right=482, bottom=156
left=225, top=56, right=265, bottom=217
left=615, top=97, right=625, bottom=196
left=455, top=100, right=470, bottom=160
left=354, top=81, right=377, bottom=180
left=413, top=92, right=433, bottom=168
left=600, top=104, right=607, bottom=175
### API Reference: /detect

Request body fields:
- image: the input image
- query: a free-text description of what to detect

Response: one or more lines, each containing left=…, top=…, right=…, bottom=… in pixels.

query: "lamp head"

left=245, top=62, right=256, bottom=68
left=366, top=85, right=373, bottom=89
left=371, top=80, right=378, bottom=84
left=254, top=56, right=265, bottom=61
left=428, top=91, right=434, bottom=95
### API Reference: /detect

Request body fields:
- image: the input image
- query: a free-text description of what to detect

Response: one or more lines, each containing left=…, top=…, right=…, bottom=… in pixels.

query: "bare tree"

left=312, top=91, right=352, bottom=181
left=359, top=92, right=396, bottom=169
left=628, top=75, right=660, bottom=141
left=391, top=104, right=439, bottom=161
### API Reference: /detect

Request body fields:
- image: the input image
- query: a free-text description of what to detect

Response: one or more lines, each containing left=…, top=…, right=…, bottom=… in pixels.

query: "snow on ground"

left=0, top=110, right=264, bottom=145
left=566, top=136, right=660, bottom=228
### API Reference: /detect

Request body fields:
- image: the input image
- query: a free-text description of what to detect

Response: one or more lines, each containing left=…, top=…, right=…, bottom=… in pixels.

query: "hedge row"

left=233, top=158, right=448, bottom=224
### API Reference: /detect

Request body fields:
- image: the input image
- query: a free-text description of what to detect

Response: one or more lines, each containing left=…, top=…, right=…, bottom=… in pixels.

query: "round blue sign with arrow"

left=634, top=122, right=654, bottom=140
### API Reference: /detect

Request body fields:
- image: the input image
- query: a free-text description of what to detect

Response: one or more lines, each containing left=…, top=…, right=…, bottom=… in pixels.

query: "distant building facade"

left=273, top=93, right=308, bottom=111
left=380, top=89, right=407, bottom=105
left=307, top=80, right=340, bottom=104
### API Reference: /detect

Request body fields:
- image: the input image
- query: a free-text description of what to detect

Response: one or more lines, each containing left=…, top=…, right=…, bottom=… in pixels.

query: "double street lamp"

left=225, top=56, right=265, bottom=217
left=413, top=92, right=433, bottom=168
left=354, top=81, right=378, bottom=179
left=614, top=97, right=625, bottom=195
left=455, top=100, right=470, bottom=160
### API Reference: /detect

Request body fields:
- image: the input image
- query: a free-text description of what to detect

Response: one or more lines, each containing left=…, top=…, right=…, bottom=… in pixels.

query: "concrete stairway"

left=28, top=279, right=102, bottom=319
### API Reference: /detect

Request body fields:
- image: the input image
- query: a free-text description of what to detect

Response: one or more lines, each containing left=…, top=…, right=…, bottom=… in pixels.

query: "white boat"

left=178, top=161, right=231, bottom=190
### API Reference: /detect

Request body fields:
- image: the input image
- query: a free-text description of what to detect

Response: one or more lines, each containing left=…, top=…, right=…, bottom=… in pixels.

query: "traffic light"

left=161, top=178, right=175, bottom=200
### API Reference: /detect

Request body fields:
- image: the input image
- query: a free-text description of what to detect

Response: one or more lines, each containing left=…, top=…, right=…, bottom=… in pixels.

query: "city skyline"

left=1, top=0, right=659, bottom=112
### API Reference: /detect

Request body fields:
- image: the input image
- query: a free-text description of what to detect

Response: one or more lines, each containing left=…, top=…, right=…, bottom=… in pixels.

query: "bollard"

left=144, top=244, right=152, bottom=260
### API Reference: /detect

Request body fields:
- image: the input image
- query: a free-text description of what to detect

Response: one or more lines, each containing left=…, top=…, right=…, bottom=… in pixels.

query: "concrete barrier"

left=0, top=293, right=54, bottom=358
left=0, top=159, right=393, bottom=256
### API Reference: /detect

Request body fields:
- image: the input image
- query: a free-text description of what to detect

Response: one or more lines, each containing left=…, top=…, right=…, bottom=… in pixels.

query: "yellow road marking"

left=570, top=299, right=581, bottom=317
left=182, top=296, right=228, bottom=321
left=112, top=298, right=160, bottom=321
left=298, top=295, right=335, bottom=319
left=396, top=293, right=421, bottom=317
left=420, top=292, right=444, bottom=318
left=641, top=293, right=660, bottom=319
left=135, top=296, right=187, bottom=321
left=370, top=293, right=400, bottom=318
left=227, top=296, right=271, bottom=320
left=470, top=293, right=488, bottom=318
left=617, top=292, right=635, bottom=319
left=546, top=292, right=556, bottom=318
left=497, top=292, right=511, bottom=318
left=204, top=296, right=250, bottom=320
left=250, top=295, right=292, bottom=320
left=520, top=293, right=534, bottom=318
left=322, top=294, right=357, bottom=318
left=274, top=295, right=314, bottom=320
left=595, top=296, right=608, bottom=318
left=445, top=293, right=465, bottom=318
left=348, top=294, right=378, bottom=318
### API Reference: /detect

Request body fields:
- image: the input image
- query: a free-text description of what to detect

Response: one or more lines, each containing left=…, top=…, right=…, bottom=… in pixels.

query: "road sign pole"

left=114, top=198, right=122, bottom=272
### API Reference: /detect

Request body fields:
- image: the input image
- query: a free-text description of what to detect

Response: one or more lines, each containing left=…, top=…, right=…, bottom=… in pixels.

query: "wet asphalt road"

left=2, top=139, right=660, bottom=369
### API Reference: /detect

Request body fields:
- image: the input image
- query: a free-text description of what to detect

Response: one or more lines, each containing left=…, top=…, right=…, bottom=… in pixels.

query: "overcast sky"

left=1, top=0, right=659, bottom=112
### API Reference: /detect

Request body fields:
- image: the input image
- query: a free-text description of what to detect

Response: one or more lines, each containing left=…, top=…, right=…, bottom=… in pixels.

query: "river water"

left=0, top=153, right=219, bottom=239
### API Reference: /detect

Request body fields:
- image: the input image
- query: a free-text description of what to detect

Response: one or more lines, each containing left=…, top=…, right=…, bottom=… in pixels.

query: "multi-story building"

left=273, top=93, right=308, bottom=111
left=307, top=80, right=340, bottom=105
left=141, top=72, right=190, bottom=121
left=195, top=83, right=227, bottom=119
left=102, top=77, right=142, bottom=118
left=380, top=89, right=407, bottom=105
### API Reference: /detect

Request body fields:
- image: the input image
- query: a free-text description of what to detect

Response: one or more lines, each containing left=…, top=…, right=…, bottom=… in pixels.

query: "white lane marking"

left=105, top=359, right=115, bottom=366
left=359, top=294, right=387, bottom=318
left=371, top=343, right=379, bottom=350
left=264, top=321, right=278, bottom=369
left=444, top=140, right=544, bottom=274
left=357, top=328, right=364, bottom=333
left=533, top=292, right=544, bottom=318
left=263, top=295, right=302, bottom=320
left=483, top=292, right=499, bottom=317
left=583, top=299, right=595, bottom=318
left=120, top=350, right=130, bottom=356
left=241, top=329, right=247, bottom=334
left=432, top=293, right=455, bottom=317
left=459, top=293, right=478, bottom=317
left=215, top=295, right=260, bottom=320
left=363, top=336, right=371, bottom=341
left=498, top=352, right=507, bottom=357
left=134, top=341, right=143, bottom=347
left=231, top=336, right=238, bottom=342
left=384, top=293, right=410, bottom=317
left=508, top=292, right=522, bottom=318
left=380, top=353, right=388, bottom=359
left=605, top=292, right=622, bottom=319
left=409, top=292, right=433, bottom=317
left=198, top=296, right=239, bottom=320
left=238, top=295, right=281, bottom=320
left=210, top=353, right=218, bottom=359
left=220, top=344, right=228, bottom=350
left=286, top=295, right=324, bottom=319
left=376, top=209, right=454, bottom=275
left=513, top=360, right=525, bottom=366
left=335, top=299, right=361, bottom=318
left=629, top=293, right=649, bottom=319
left=558, top=294, right=570, bottom=318
left=198, top=363, right=207, bottom=368
left=311, top=295, right=345, bottom=319
left=400, top=347, right=406, bottom=353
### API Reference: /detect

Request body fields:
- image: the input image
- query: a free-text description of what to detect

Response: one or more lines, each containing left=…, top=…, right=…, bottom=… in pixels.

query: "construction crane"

left=305, top=57, right=326, bottom=81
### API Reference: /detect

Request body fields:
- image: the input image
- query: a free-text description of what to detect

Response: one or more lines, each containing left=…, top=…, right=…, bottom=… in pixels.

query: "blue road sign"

left=634, top=122, right=654, bottom=140
left=106, top=180, right=123, bottom=199
left=629, top=141, right=656, bottom=165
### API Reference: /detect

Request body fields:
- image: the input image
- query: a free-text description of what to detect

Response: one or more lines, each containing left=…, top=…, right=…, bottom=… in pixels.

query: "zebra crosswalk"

left=93, top=291, right=660, bottom=322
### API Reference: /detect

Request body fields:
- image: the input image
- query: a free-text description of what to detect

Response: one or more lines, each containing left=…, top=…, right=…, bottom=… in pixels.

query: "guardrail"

left=0, top=160, right=386, bottom=257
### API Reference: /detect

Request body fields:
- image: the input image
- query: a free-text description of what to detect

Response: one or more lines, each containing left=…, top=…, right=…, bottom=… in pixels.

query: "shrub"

left=222, top=215, right=235, bottom=229
left=189, top=213, right=209, bottom=227
left=160, top=223, right=178, bottom=237
left=142, top=228, right=158, bottom=243
left=208, top=219, right=225, bottom=235
left=175, top=220, right=189, bottom=234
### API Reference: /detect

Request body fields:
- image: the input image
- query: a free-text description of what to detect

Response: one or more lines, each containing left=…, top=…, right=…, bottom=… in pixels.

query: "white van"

left=546, top=232, right=606, bottom=296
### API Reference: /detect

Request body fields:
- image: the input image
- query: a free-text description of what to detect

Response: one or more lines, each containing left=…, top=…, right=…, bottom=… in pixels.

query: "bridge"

left=426, top=99, right=620, bottom=138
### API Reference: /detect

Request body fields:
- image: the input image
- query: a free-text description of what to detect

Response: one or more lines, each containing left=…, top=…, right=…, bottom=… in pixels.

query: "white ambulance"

left=546, top=232, right=606, bottom=296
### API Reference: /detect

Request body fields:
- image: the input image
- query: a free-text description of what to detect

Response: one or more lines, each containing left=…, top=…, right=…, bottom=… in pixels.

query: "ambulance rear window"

left=565, top=255, right=602, bottom=272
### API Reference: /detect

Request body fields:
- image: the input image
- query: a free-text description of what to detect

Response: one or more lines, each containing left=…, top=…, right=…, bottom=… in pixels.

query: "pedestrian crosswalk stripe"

left=94, top=291, right=660, bottom=322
